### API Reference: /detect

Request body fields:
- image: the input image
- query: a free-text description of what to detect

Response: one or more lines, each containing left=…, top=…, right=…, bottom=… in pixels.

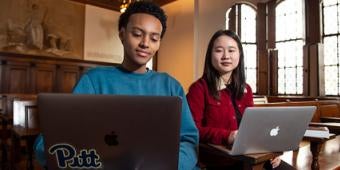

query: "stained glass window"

left=275, top=0, right=304, bottom=94
left=323, top=0, right=340, bottom=95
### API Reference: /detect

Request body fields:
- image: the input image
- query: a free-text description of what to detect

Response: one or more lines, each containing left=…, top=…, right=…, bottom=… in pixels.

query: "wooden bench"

left=255, top=101, right=321, bottom=122
left=317, top=100, right=340, bottom=123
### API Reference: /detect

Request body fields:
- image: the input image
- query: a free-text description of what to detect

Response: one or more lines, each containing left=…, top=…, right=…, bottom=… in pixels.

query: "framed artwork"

left=0, top=0, right=85, bottom=59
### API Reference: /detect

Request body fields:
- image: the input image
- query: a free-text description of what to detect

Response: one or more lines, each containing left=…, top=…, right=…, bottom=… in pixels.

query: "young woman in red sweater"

left=187, top=30, right=294, bottom=170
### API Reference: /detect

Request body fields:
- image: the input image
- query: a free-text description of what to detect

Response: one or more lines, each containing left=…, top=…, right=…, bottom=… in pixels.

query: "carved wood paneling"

left=4, top=61, right=31, bottom=93
left=57, top=65, right=81, bottom=93
left=257, top=3, right=268, bottom=95
left=31, top=63, right=57, bottom=93
left=0, top=52, right=116, bottom=94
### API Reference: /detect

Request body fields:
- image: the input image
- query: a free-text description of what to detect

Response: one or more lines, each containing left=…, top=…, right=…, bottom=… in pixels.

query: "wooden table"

left=320, top=116, right=340, bottom=123
left=310, top=122, right=340, bottom=134
left=11, top=126, right=40, bottom=170
left=303, top=133, right=336, bottom=170
left=199, top=143, right=282, bottom=170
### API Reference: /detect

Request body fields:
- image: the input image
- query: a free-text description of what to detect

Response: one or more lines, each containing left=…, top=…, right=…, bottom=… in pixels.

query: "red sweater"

left=187, top=78, right=254, bottom=145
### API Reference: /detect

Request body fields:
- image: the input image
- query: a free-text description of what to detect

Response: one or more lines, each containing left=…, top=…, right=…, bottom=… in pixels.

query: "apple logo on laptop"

left=270, top=126, right=280, bottom=136
left=104, top=131, right=119, bottom=146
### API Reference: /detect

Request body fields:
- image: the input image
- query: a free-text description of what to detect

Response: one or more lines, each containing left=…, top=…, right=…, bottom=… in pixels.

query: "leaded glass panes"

left=324, top=0, right=338, bottom=6
left=286, top=68, right=297, bottom=94
left=325, top=66, right=338, bottom=95
left=243, top=44, right=257, bottom=68
left=275, top=0, right=304, bottom=95
left=324, top=5, right=338, bottom=34
left=277, top=67, right=303, bottom=94
left=246, top=68, right=257, bottom=92
left=278, top=68, right=285, bottom=93
left=338, top=4, right=340, bottom=32
left=276, top=0, right=303, bottom=41
left=244, top=44, right=257, bottom=91
left=240, top=4, right=257, bottom=93
left=226, top=3, right=257, bottom=93
left=277, top=41, right=303, bottom=68
left=324, top=36, right=338, bottom=65
left=241, top=5, right=256, bottom=43
left=323, top=0, right=340, bottom=95
left=297, top=67, right=303, bottom=94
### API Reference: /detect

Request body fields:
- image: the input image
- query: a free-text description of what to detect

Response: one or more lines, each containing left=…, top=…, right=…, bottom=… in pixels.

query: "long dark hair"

left=203, top=29, right=246, bottom=100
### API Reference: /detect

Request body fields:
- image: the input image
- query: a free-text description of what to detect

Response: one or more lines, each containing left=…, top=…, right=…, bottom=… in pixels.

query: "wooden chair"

left=10, top=98, right=39, bottom=170
left=0, top=94, right=37, bottom=170
left=0, top=95, right=10, bottom=170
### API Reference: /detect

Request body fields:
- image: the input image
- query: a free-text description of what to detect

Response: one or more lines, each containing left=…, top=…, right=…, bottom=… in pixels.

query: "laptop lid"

left=229, top=106, right=315, bottom=155
left=38, top=94, right=181, bottom=170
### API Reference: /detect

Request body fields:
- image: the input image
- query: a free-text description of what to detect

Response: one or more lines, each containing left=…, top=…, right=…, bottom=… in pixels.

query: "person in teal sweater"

left=34, top=1, right=199, bottom=169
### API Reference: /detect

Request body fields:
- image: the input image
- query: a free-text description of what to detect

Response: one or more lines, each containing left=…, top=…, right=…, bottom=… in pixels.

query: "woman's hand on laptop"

left=228, top=130, right=238, bottom=144
left=270, top=156, right=281, bottom=168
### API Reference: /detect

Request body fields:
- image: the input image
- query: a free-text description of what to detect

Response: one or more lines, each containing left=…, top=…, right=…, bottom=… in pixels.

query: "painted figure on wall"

left=25, top=3, right=46, bottom=50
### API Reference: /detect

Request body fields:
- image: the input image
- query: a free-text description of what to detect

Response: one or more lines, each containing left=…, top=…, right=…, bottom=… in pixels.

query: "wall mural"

left=0, top=0, right=85, bottom=59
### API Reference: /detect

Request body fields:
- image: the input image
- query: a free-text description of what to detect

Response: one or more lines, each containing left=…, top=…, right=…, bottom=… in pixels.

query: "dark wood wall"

left=0, top=52, right=116, bottom=94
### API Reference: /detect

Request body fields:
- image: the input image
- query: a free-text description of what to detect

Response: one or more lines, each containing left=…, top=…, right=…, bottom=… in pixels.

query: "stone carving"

left=5, top=19, right=26, bottom=52
left=24, top=3, right=45, bottom=50
left=0, top=0, right=84, bottom=59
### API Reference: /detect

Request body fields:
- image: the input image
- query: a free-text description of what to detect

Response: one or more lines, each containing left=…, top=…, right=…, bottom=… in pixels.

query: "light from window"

left=324, top=4, right=338, bottom=34
left=323, top=0, right=340, bottom=95
left=241, top=5, right=256, bottom=43
left=240, top=4, right=257, bottom=93
left=276, top=0, right=304, bottom=95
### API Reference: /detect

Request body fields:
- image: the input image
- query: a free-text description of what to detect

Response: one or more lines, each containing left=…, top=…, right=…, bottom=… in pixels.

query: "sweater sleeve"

left=176, top=84, right=200, bottom=170
left=186, top=80, right=231, bottom=145
left=33, top=134, right=46, bottom=167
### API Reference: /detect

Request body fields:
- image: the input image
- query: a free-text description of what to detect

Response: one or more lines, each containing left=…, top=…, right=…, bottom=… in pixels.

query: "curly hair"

left=118, top=1, right=167, bottom=38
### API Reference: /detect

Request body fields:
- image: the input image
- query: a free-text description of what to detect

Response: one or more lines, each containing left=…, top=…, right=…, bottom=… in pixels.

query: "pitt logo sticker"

left=48, top=143, right=102, bottom=169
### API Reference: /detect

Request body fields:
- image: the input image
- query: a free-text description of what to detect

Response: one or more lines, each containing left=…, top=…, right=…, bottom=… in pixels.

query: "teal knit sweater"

left=34, top=66, right=199, bottom=170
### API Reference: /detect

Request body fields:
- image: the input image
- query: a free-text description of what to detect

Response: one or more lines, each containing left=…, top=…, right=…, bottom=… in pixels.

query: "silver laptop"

left=38, top=94, right=181, bottom=170
left=211, top=106, right=315, bottom=155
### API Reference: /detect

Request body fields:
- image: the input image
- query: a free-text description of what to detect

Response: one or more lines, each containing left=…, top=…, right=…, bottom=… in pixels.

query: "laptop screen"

left=230, top=106, right=315, bottom=155
left=38, top=94, right=181, bottom=170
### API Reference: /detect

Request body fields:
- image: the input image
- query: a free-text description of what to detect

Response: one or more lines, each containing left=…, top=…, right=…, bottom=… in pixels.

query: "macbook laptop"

left=38, top=94, right=181, bottom=170
left=210, top=106, right=315, bottom=155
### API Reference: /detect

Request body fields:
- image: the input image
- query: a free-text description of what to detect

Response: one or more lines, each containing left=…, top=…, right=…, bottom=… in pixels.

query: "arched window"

left=226, top=3, right=257, bottom=93
left=275, top=0, right=304, bottom=95
left=322, top=0, right=340, bottom=95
